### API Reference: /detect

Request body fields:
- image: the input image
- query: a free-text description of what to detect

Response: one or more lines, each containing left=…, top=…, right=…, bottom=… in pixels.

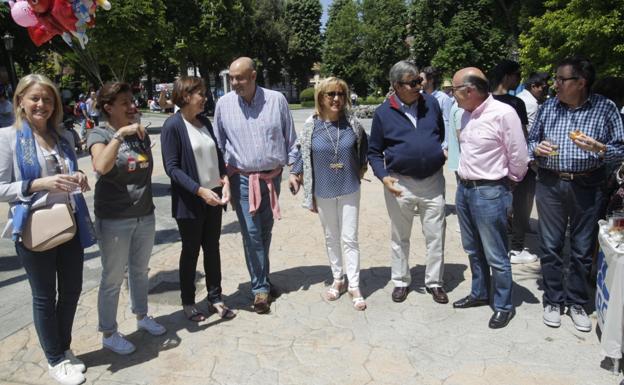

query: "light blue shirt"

left=214, top=86, right=298, bottom=172
left=447, top=101, right=463, bottom=172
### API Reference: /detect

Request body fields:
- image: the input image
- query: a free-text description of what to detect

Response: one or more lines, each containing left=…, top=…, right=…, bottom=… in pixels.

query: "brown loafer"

left=253, top=293, right=270, bottom=314
left=392, top=286, right=409, bottom=303
left=426, top=287, right=449, bottom=304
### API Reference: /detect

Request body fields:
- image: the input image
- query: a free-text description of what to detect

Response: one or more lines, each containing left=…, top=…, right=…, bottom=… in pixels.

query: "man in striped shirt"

left=528, top=56, right=624, bottom=332
left=214, top=57, right=299, bottom=314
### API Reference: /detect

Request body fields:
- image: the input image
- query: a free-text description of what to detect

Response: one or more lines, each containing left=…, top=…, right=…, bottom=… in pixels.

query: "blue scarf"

left=13, top=121, right=97, bottom=249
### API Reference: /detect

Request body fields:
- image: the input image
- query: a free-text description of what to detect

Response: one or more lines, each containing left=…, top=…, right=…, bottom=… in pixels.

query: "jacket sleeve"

left=160, top=118, right=201, bottom=195
left=367, top=111, right=389, bottom=180
left=0, top=129, right=28, bottom=203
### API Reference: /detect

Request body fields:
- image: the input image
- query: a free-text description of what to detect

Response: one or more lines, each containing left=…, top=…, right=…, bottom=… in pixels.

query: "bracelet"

left=112, top=132, right=123, bottom=143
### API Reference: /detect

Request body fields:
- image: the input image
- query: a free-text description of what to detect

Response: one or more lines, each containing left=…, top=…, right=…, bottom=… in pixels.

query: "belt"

left=539, top=168, right=600, bottom=181
left=458, top=177, right=507, bottom=188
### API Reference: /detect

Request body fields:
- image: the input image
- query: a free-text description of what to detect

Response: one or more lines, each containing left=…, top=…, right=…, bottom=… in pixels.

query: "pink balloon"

left=11, top=1, right=39, bottom=28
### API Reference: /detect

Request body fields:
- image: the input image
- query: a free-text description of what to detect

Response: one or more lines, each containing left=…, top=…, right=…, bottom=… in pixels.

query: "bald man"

left=214, top=57, right=299, bottom=314
left=450, top=67, right=529, bottom=329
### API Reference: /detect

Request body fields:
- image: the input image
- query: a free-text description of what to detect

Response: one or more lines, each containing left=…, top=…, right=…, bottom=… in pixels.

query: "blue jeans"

left=456, top=182, right=513, bottom=312
left=96, top=213, right=155, bottom=333
left=16, top=233, right=84, bottom=365
left=230, top=172, right=281, bottom=295
left=536, top=169, right=605, bottom=306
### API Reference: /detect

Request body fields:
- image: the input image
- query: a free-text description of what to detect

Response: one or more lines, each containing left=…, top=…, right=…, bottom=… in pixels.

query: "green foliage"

left=249, top=0, right=288, bottom=86
left=301, top=100, right=315, bottom=108
left=361, top=95, right=384, bottom=105
left=321, top=0, right=367, bottom=95
left=285, top=0, right=323, bottom=89
left=519, top=0, right=624, bottom=76
left=361, top=0, right=409, bottom=90
left=299, top=87, right=316, bottom=102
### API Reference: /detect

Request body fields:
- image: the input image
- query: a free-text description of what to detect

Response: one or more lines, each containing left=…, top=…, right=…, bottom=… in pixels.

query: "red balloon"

left=24, top=0, right=80, bottom=46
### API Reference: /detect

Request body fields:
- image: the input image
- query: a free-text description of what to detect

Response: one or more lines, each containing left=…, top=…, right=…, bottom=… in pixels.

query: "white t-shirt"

left=516, top=89, right=538, bottom=130
left=182, top=117, right=221, bottom=190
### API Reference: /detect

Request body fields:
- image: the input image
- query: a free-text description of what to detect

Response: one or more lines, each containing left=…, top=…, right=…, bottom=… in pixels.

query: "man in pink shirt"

left=450, top=67, right=529, bottom=329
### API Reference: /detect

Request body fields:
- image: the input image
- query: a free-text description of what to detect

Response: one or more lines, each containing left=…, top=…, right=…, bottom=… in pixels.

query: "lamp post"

left=2, top=33, right=17, bottom=91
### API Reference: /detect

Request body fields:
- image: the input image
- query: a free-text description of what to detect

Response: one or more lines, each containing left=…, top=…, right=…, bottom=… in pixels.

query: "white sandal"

left=349, top=288, right=367, bottom=311
left=324, top=279, right=346, bottom=301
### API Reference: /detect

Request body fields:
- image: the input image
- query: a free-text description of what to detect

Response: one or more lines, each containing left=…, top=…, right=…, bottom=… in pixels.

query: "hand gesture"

left=197, top=186, right=222, bottom=206
left=382, top=176, right=402, bottom=197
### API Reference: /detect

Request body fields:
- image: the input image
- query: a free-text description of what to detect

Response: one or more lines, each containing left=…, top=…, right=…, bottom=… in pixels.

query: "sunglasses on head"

left=325, top=91, right=346, bottom=98
left=398, top=77, right=424, bottom=88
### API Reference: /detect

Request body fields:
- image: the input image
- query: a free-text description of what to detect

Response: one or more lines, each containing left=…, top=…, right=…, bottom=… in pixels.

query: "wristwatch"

left=112, top=132, right=123, bottom=143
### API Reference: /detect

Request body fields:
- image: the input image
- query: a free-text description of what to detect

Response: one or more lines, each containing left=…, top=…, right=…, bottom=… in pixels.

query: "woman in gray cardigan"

left=291, top=77, right=368, bottom=310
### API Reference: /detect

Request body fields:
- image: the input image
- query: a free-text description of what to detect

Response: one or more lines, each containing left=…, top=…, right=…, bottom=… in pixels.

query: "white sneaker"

left=48, top=359, right=85, bottom=385
left=569, top=305, right=592, bottom=332
left=64, top=349, right=85, bottom=373
left=543, top=304, right=561, bottom=328
left=137, top=315, right=166, bottom=336
left=510, top=248, right=538, bottom=264
left=102, top=332, right=136, bottom=355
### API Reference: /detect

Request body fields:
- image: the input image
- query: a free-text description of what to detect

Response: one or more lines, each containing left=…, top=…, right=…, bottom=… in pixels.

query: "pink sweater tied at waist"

left=227, top=165, right=283, bottom=220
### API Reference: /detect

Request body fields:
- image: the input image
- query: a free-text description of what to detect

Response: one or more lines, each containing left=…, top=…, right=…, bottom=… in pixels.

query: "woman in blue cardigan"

left=161, top=76, right=234, bottom=321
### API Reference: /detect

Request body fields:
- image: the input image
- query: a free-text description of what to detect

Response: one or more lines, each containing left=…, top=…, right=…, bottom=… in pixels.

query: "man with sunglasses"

left=451, top=67, right=528, bottom=329
left=368, top=60, right=448, bottom=305
left=527, top=56, right=624, bottom=332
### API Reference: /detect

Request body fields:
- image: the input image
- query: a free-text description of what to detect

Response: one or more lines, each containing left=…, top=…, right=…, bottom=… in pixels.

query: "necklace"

left=323, top=119, right=343, bottom=171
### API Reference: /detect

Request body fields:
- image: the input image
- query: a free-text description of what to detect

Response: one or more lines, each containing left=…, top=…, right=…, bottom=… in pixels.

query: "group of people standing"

left=0, top=53, right=622, bottom=385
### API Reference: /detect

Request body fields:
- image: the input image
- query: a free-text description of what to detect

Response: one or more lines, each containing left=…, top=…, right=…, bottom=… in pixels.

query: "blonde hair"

left=314, top=77, right=351, bottom=118
left=13, top=74, right=63, bottom=134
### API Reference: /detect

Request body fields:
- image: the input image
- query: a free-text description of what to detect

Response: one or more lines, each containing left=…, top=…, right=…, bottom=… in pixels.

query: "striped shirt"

left=527, top=94, right=624, bottom=172
left=214, top=87, right=298, bottom=172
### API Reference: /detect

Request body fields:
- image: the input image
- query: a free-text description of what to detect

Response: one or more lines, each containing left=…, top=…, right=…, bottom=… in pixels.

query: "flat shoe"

left=210, top=303, right=236, bottom=320
left=324, top=279, right=346, bottom=301
left=349, top=288, right=367, bottom=311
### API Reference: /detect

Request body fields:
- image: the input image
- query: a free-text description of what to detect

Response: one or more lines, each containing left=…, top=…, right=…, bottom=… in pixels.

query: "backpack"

left=73, top=103, right=82, bottom=117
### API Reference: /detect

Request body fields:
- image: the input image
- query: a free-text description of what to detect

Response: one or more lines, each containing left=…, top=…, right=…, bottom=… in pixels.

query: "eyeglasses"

left=554, top=76, right=579, bottom=84
left=398, top=77, right=424, bottom=88
left=449, top=84, right=470, bottom=94
left=324, top=91, right=346, bottom=98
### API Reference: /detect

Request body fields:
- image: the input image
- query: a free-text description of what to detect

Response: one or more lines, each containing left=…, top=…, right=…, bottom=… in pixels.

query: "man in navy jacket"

left=368, top=60, right=448, bottom=304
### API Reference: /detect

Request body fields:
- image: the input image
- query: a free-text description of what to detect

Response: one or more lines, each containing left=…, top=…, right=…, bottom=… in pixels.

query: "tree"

left=284, top=0, right=322, bottom=90
left=321, top=0, right=366, bottom=95
left=361, top=0, right=409, bottom=92
left=519, top=0, right=624, bottom=76
left=248, top=0, right=288, bottom=86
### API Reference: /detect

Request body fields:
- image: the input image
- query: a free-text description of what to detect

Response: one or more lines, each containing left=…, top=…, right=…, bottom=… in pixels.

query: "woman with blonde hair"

left=0, top=74, right=92, bottom=385
left=291, top=77, right=369, bottom=310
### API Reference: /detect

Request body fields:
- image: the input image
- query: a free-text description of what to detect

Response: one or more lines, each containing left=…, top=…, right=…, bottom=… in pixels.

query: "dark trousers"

left=536, top=169, right=605, bottom=306
left=176, top=202, right=223, bottom=305
left=511, top=168, right=536, bottom=251
left=16, top=234, right=84, bottom=365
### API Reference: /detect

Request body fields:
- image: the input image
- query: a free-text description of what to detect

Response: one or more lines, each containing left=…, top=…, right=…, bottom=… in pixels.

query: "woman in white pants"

left=291, top=77, right=368, bottom=310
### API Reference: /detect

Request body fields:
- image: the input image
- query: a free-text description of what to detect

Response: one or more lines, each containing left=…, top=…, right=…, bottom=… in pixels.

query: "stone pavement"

left=0, top=111, right=622, bottom=385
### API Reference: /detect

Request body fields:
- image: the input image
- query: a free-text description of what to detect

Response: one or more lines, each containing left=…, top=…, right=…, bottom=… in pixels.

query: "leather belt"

left=539, top=168, right=599, bottom=181
left=458, top=177, right=507, bottom=188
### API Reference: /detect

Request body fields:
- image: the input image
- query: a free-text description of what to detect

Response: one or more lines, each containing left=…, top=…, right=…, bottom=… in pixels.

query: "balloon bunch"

left=5, top=0, right=111, bottom=48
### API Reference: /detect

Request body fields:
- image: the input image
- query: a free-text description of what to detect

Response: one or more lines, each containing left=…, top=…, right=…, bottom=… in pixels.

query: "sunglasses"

left=324, top=91, right=346, bottom=98
left=398, top=77, right=424, bottom=88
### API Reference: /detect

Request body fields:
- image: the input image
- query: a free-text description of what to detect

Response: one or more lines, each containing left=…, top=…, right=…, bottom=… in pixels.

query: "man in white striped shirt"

left=214, top=57, right=299, bottom=314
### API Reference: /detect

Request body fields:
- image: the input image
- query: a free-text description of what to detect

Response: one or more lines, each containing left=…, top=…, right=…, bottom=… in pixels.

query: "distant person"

left=0, top=84, right=14, bottom=127
left=86, top=91, right=100, bottom=126
left=214, top=57, right=299, bottom=314
left=517, top=72, right=550, bottom=130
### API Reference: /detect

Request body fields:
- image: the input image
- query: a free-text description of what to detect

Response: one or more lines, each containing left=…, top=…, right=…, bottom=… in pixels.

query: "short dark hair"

left=463, top=75, right=490, bottom=95
left=172, top=76, right=206, bottom=108
left=524, top=72, right=550, bottom=89
left=488, top=60, right=520, bottom=90
left=422, top=66, right=443, bottom=89
left=557, top=56, right=595, bottom=90
left=97, top=82, right=132, bottom=118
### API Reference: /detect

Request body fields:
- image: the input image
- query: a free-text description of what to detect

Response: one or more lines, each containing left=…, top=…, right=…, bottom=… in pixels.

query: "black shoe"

left=426, top=287, right=449, bottom=304
left=392, top=287, right=409, bottom=303
left=488, top=310, right=514, bottom=329
left=452, top=295, right=489, bottom=309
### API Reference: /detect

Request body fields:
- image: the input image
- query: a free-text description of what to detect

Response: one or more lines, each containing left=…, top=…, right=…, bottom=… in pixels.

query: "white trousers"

left=315, top=190, right=361, bottom=289
left=384, top=169, right=446, bottom=288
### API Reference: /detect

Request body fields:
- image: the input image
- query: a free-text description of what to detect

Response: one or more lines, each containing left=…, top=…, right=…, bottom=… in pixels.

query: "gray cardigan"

left=296, top=113, right=367, bottom=210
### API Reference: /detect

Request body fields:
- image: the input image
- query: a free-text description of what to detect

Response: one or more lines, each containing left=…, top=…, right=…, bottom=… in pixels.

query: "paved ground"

left=0, top=110, right=622, bottom=385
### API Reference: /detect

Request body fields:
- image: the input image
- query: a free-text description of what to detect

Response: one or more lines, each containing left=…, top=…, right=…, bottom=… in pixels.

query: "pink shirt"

left=457, top=95, right=529, bottom=182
